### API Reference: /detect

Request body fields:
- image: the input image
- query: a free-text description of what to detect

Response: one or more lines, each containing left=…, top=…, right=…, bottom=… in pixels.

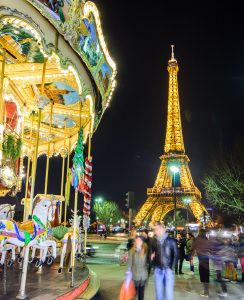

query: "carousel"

left=0, top=0, right=116, bottom=298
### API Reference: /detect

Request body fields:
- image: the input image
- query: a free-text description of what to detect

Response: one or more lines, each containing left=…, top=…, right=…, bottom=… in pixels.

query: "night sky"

left=4, top=1, right=244, bottom=218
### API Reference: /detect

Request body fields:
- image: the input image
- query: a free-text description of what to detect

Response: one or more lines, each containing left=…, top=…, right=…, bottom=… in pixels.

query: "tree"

left=165, top=210, right=186, bottom=227
left=94, top=200, right=121, bottom=232
left=202, top=146, right=244, bottom=223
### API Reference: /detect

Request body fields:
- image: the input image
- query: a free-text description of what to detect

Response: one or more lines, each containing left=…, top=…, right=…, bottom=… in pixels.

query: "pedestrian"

left=210, top=235, right=227, bottom=297
left=175, top=233, right=186, bottom=275
left=151, top=222, right=178, bottom=300
left=195, top=229, right=210, bottom=298
left=185, top=232, right=195, bottom=274
left=237, top=233, right=244, bottom=282
left=127, top=228, right=137, bottom=251
left=223, top=238, right=237, bottom=283
left=127, top=235, right=149, bottom=300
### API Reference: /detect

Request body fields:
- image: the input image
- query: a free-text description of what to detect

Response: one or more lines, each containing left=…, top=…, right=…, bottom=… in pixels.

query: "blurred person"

left=195, top=229, right=210, bottom=298
left=223, top=238, right=237, bottom=283
left=127, top=235, right=149, bottom=300
left=210, top=235, right=227, bottom=297
left=185, top=232, right=195, bottom=274
left=175, top=233, right=186, bottom=274
left=237, top=233, right=244, bottom=282
left=151, top=222, right=178, bottom=300
left=127, top=228, right=137, bottom=251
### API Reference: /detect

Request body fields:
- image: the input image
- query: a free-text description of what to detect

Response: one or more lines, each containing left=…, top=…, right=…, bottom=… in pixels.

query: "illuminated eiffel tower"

left=135, top=46, right=213, bottom=227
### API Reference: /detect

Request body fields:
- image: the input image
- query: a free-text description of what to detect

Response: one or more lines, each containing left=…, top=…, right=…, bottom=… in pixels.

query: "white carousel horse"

left=58, top=214, right=82, bottom=273
left=0, top=204, right=16, bottom=268
left=29, top=223, right=57, bottom=267
left=0, top=198, right=56, bottom=267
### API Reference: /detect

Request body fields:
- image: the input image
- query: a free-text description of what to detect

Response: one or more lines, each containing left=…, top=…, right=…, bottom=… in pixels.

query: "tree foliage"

left=202, top=147, right=244, bottom=221
left=165, top=210, right=186, bottom=227
left=94, top=200, right=121, bottom=231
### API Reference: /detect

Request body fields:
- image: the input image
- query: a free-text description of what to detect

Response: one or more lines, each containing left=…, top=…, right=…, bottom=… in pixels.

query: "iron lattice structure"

left=135, top=47, right=213, bottom=227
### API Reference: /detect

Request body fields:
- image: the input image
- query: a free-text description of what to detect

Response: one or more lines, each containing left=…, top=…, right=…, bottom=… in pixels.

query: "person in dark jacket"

left=151, top=222, right=178, bottom=300
left=175, top=233, right=186, bottom=274
left=185, top=232, right=195, bottom=274
left=195, top=229, right=210, bottom=298
left=127, top=228, right=137, bottom=251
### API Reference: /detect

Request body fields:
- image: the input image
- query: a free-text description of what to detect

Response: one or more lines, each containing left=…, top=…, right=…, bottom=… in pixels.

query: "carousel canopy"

left=0, top=0, right=116, bottom=156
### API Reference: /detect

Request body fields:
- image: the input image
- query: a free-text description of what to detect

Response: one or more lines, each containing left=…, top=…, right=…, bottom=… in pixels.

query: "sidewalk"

left=0, top=261, right=89, bottom=299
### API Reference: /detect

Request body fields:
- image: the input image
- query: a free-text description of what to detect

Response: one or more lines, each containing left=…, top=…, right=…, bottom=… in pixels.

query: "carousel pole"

left=24, top=116, right=34, bottom=221
left=17, top=57, right=48, bottom=300
left=64, top=138, right=70, bottom=224
left=44, top=99, right=53, bottom=195
left=84, top=120, right=92, bottom=260
left=0, top=48, right=6, bottom=164
left=0, top=48, right=6, bottom=124
left=59, top=149, right=67, bottom=223
left=71, top=101, right=83, bottom=287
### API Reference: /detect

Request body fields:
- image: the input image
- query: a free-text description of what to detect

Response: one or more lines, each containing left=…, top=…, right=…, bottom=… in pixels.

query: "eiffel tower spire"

left=164, top=45, right=185, bottom=154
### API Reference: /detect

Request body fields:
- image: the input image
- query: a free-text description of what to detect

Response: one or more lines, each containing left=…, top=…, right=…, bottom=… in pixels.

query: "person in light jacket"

left=127, top=235, right=148, bottom=300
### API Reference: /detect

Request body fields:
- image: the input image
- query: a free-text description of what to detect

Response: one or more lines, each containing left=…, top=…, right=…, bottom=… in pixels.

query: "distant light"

left=95, top=197, right=103, bottom=203
left=170, top=166, right=179, bottom=173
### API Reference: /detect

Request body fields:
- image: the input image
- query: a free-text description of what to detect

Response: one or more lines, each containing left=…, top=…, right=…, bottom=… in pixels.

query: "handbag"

left=119, top=271, right=136, bottom=300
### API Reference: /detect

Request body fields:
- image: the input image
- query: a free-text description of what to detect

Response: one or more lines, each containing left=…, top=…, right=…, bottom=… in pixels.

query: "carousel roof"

left=0, top=0, right=117, bottom=156
left=0, top=0, right=117, bottom=196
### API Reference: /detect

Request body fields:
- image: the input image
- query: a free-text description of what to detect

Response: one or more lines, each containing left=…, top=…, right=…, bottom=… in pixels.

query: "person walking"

left=175, top=233, right=186, bottom=274
left=195, top=229, right=210, bottom=298
left=237, top=233, right=244, bottom=282
left=151, top=222, right=178, bottom=300
left=185, top=232, right=195, bottom=275
left=127, top=228, right=137, bottom=251
left=210, top=235, right=228, bottom=297
left=127, top=235, right=149, bottom=300
left=223, top=238, right=237, bottom=283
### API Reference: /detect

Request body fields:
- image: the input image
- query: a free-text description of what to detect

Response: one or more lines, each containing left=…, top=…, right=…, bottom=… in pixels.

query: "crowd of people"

left=121, top=223, right=244, bottom=300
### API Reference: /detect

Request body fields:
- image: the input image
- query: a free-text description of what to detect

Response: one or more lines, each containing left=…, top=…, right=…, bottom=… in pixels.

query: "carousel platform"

left=0, top=260, right=92, bottom=300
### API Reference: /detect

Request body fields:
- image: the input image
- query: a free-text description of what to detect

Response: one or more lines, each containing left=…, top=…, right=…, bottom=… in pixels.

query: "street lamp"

left=183, top=198, right=192, bottom=224
left=170, top=165, right=179, bottom=237
left=96, top=217, right=99, bottom=234
left=95, top=197, right=103, bottom=203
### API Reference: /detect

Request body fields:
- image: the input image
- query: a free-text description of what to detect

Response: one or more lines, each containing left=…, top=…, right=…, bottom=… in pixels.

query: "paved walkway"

left=0, top=261, right=89, bottom=299
left=91, top=261, right=244, bottom=300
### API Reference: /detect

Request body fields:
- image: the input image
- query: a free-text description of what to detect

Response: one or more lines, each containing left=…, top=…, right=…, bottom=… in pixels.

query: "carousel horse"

left=0, top=204, right=16, bottom=268
left=29, top=223, right=57, bottom=267
left=0, top=197, right=56, bottom=267
left=58, top=214, right=82, bottom=273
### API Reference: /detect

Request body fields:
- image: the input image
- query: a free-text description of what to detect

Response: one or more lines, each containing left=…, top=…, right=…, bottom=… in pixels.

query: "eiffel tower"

left=135, top=46, right=213, bottom=227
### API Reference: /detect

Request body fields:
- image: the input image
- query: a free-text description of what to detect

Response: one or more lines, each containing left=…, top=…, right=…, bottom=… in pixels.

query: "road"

left=87, top=242, right=244, bottom=300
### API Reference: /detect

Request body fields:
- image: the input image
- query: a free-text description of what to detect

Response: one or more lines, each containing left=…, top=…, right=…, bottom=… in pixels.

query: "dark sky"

left=90, top=1, right=244, bottom=210
left=4, top=1, right=244, bottom=217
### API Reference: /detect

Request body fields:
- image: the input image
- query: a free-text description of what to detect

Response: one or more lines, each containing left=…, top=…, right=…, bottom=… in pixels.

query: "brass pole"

left=17, top=57, right=47, bottom=300
left=59, top=152, right=66, bottom=223
left=64, top=138, right=70, bottom=224
left=24, top=115, right=34, bottom=219
left=0, top=48, right=6, bottom=124
left=44, top=100, right=53, bottom=195
left=29, top=57, right=47, bottom=212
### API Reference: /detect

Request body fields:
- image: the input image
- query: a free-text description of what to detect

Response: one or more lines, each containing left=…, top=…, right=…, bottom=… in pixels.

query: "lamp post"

left=170, top=165, right=179, bottom=238
left=96, top=217, right=99, bottom=234
left=183, top=198, right=192, bottom=224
